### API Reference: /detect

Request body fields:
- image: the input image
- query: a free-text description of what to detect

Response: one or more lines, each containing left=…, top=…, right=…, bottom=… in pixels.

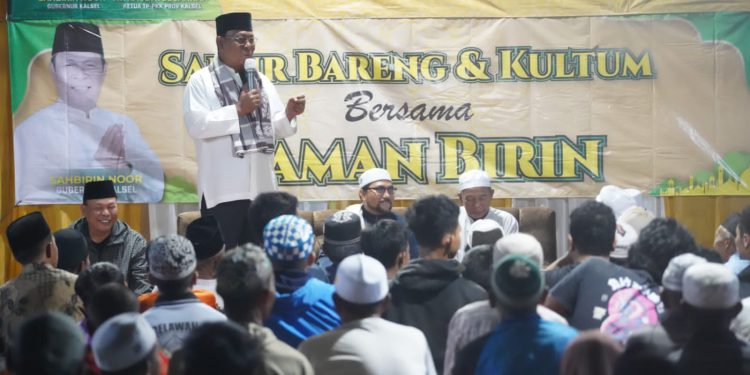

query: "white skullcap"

left=468, top=219, right=504, bottom=248
left=618, top=206, right=655, bottom=234
left=459, top=169, right=491, bottom=191
left=335, top=254, right=388, bottom=304
left=661, top=253, right=707, bottom=292
left=683, top=263, right=739, bottom=309
left=148, top=234, right=196, bottom=280
left=358, top=168, right=392, bottom=188
left=92, top=313, right=157, bottom=372
left=611, top=222, right=638, bottom=260
left=493, top=232, right=544, bottom=266
left=595, top=185, right=641, bottom=218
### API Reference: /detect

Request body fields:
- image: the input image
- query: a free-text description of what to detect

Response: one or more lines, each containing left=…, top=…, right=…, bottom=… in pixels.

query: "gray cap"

left=148, top=234, right=196, bottom=280
left=661, top=253, right=707, bottom=292
left=91, top=312, right=157, bottom=371
left=683, top=263, right=739, bottom=309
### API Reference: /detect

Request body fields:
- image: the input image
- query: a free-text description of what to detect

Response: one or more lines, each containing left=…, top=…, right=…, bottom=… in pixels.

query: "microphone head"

left=244, top=58, right=257, bottom=71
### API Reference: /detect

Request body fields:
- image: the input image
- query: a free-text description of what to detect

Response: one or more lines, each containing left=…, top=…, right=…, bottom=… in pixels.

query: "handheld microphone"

left=244, top=58, right=257, bottom=90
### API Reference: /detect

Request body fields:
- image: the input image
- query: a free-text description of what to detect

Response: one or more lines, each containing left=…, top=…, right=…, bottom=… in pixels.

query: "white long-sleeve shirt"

left=183, top=60, right=296, bottom=209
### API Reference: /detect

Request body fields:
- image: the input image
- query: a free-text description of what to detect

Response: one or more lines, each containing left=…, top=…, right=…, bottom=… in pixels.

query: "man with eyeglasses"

left=346, top=168, right=419, bottom=259
left=14, top=22, right=165, bottom=204
left=456, top=169, right=518, bottom=261
left=184, top=12, right=306, bottom=249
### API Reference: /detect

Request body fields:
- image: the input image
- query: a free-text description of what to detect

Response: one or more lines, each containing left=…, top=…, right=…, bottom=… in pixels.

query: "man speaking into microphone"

left=184, top=12, right=306, bottom=248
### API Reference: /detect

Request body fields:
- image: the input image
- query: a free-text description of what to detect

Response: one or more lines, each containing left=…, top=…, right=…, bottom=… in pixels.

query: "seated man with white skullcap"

left=300, top=254, right=437, bottom=375
left=456, top=170, right=518, bottom=261
left=346, top=168, right=419, bottom=259
left=142, top=234, right=226, bottom=354
left=674, top=263, right=750, bottom=374
left=92, top=313, right=162, bottom=375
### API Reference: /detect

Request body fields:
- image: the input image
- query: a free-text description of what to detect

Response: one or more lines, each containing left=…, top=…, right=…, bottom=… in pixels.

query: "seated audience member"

left=74, top=262, right=126, bottom=341
left=461, top=245, right=493, bottom=291
left=545, top=201, right=618, bottom=289
left=454, top=254, right=578, bottom=375
left=444, top=233, right=567, bottom=375
left=263, top=215, right=341, bottom=347
left=675, top=263, right=750, bottom=374
left=142, top=235, right=226, bottom=354
left=617, top=206, right=656, bottom=235
left=1, top=212, right=83, bottom=352
left=72, top=180, right=151, bottom=294
left=245, top=191, right=298, bottom=247
left=734, top=207, right=750, bottom=291
left=313, top=210, right=363, bottom=282
left=456, top=170, right=518, bottom=260
left=466, top=219, right=504, bottom=249
left=716, top=213, right=741, bottom=266
left=182, top=321, right=266, bottom=375
left=139, top=218, right=224, bottom=312
left=346, top=168, right=418, bottom=259
left=186, top=215, right=225, bottom=309
left=627, top=217, right=697, bottom=285
left=54, top=228, right=90, bottom=274
left=85, top=283, right=172, bottom=375
left=384, top=195, right=486, bottom=374
left=217, top=243, right=313, bottom=375
left=91, top=313, right=162, bottom=375
left=10, top=312, right=85, bottom=375
left=610, top=222, right=638, bottom=267
left=361, top=219, right=410, bottom=281
left=300, top=254, right=436, bottom=375
left=626, top=253, right=707, bottom=357
left=561, top=331, right=621, bottom=375
left=546, top=202, right=663, bottom=340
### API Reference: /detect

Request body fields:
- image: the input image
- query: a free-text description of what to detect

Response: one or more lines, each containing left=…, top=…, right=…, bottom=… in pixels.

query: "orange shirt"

left=138, top=289, right=220, bottom=313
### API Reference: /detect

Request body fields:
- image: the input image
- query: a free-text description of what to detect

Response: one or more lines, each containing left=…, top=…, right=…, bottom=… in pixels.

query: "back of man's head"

left=462, top=245, right=493, bottom=291
left=334, top=254, right=389, bottom=320
left=246, top=192, right=298, bottom=246
left=54, top=228, right=89, bottom=273
left=361, top=219, right=408, bottom=270
left=91, top=313, right=157, bottom=375
left=11, top=312, right=85, bottom=375
left=493, top=232, right=544, bottom=266
left=216, top=243, right=275, bottom=319
left=406, top=194, right=460, bottom=250
left=183, top=321, right=265, bottom=375
left=490, top=254, right=544, bottom=315
left=322, top=210, right=363, bottom=263
left=682, top=263, right=741, bottom=327
left=263, top=215, right=315, bottom=272
left=148, top=234, right=197, bottom=295
left=569, top=201, right=616, bottom=256
left=6, top=212, right=53, bottom=265
left=87, top=283, right=139, bottom=333
left=75, top=262, right=125, bottom=307
left=629, top=218, right=697, bottom=284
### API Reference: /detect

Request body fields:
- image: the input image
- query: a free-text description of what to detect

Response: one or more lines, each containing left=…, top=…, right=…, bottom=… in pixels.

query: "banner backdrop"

left=8, top=2, right=750, bottom=203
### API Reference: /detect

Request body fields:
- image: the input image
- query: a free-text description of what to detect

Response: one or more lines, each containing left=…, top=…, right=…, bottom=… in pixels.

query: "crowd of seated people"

left=2, top=170, right=750, bottom=375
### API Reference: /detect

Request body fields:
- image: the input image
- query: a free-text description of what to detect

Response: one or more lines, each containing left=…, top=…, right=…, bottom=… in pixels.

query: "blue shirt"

left=475, top=313, right=578, bottom=375
left=266, top=276, right=341, bottom=347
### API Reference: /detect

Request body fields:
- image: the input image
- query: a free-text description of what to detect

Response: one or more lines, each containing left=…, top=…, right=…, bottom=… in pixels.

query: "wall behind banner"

left=2, top=0, right=750, bottom=282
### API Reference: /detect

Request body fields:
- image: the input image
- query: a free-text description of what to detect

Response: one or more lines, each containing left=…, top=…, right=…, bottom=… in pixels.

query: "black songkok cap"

left=52, top=22, right=104, bottom=55
left=83, top=180, right=117, bottom=202
left=215, top=12, right=252, bottom=36
left=186, top=216, right=224, bottom=260
left=6, top=212, right=52, bottom=253
left=54, top=229, right=89, bottom=273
